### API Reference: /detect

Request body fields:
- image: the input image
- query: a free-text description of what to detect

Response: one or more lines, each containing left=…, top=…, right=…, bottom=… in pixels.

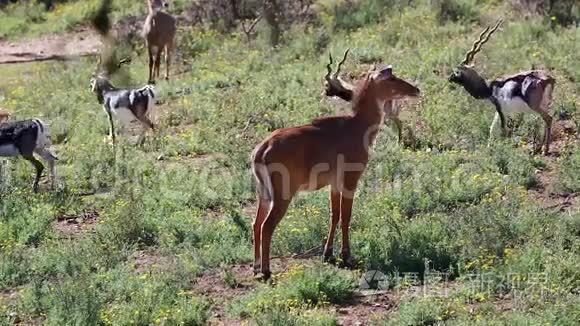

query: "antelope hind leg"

left=323, top=188, right=341, bottom=264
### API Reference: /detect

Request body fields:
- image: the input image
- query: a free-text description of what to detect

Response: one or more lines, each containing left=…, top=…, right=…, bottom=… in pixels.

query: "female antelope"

left=324, top=50, right=409, bottom=143
left=143, top=0, right=177, bottom=84
left=251, top=51, right=420, bottom=280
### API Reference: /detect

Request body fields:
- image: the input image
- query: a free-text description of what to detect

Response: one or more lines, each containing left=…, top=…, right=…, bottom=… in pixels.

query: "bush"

left=434, top=0, right=480, bottom=23
left=512, top=0, right=580, bottom=26
left=231, top=264, right=355, bottom=320
left=383, top=298, right=457, bottom=325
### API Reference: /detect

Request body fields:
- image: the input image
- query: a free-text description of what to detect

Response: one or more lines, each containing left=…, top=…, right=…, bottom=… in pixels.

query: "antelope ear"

left=378, top=65, right=393, bottom=79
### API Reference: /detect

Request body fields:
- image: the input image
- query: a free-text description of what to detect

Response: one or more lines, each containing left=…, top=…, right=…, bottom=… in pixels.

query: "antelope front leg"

left=323, top=188, right=341, bottom=263
left=488, top=112, right=502, bottom=146
left=393, top=117, right=403, bottom=144
left=489, top=98, right=507, bottom=143
left=147, top=45, right=155, bottom=84
left=107, top=111, right=116, bottom=145
left=154, top=51, right=162, bottom=80
left=164, top=41, right=173, bottom=80
left=23, top=154, right=44, bottom=193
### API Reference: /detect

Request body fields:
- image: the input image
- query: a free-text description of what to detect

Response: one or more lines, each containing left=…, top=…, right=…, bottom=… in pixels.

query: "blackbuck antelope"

left=90, top=62, right=157, bottom=146
left=143, top=0, right=177, bottom=84
left=0, top=119, right=57, bottom=192
left=324, top=50, right=410, bottom=143
left=448, top=20, right=555, bottom=154
left=251, top=52, right=420, bottom=280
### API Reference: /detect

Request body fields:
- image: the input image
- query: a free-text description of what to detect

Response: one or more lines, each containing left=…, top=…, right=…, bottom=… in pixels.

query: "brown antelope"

left=251, top=51, right=420, bottom=280
left=448, top=20, right=555, bottom=154
left=324, top=50, right=410, bottom=143
left=142, top=0, right=177, bottom=84
left=0, top=109, right=9, bottom=123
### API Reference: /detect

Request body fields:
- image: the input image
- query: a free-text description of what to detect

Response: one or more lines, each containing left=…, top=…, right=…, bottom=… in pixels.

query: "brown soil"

left=185, top=257, right=400, bottom=326
left=54, top=209, right=99, bottom=238
left=0, top=29, right=101, bottom=64
left=129, top=249, right=178, bottom=275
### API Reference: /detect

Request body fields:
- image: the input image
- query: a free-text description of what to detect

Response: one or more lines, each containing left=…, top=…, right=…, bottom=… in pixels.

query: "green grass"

left=230, top=264, right=354, bottom=323
left=0, top=0, right=194, bottom=39
left=0, top=0, right=579, bottom=324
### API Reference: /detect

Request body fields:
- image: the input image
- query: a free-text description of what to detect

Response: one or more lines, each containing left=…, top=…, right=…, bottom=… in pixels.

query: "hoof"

left=338, top=255, right=356, bottom=269
left=148, top=80, right=156, bottom=85
left=322, top=254, right=336, bottom=265
left=103, top=136, right=114, bottom=145
left=254, top=271, right=271, bottom=282
left=252, top=265, right=261, bottom=276
left=543, top=147, right=550, bottom=156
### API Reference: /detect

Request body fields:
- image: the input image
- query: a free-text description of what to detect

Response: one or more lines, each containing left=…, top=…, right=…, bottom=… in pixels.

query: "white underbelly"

left=0, top=144, right=20, bottom=157
left=113, top=107, right=137, bottom=126
left=498, top=97, right=534, bottom=114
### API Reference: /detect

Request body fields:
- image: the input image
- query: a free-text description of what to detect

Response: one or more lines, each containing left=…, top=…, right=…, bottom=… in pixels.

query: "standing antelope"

left=448, top=20, right=555, bottom=154
left=0, top=119, right=57, bottom=192
left=142, top=0, right=177, bottom=84
left=251, top=50, right=421, bottom=280
left=324, top=50, right=409, bottom=143
left=90, top=60, right=157, bottom=146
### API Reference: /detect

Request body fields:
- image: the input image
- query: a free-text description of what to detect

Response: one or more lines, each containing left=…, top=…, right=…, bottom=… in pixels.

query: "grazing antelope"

left=142, top=0, right=177, bottom=84
left=448, top=20, right=555, bottom=154
left=90, top=61, right=157, bottom=145
left=251, top=50, right=420, bottom=280
left=0, top=119, right=57, bottom=192
left=324, top=50, right=408, bottom=143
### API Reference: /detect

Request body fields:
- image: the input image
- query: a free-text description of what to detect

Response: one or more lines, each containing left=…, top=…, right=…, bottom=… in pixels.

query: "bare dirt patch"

left=54, top=209, right=99, bottom=237
left=336, top=291, right=397, bottom=326
left=188, top=257, right=402, bottom=326
left=0, top=287, right=21, bottom=306
left=129, top=250, right=178, bottom=275
left=0, top=29, right=101, bottom=64
left=188, top=259, right=295, bottom=325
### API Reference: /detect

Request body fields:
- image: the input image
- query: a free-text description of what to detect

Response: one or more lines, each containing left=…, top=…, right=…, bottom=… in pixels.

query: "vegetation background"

left=0, top=0, right=578, bottom=324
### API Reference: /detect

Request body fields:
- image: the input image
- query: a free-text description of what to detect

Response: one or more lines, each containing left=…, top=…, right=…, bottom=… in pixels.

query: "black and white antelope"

left=448, top=20, right=555, bottom=154
left=324, top=49, right=409, bottom=143
left=0, top=118, right=57, bottom=192
left=90, top=63, right=157, bottom=146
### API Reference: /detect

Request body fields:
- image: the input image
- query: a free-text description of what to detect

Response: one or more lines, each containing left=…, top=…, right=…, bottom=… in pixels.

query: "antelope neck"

left=461, top=72, right=492, bottom=100
left=95, top=81, right=117, bottom=105
left=351, top=89, right=385, bottom=128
